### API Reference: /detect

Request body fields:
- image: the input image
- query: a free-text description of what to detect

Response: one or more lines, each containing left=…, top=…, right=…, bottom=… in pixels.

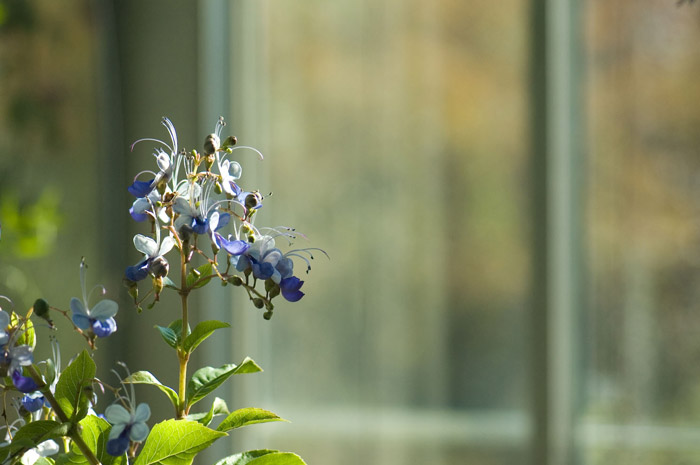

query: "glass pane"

left=231, top=1, right=532, bottom=464
left=584, top=1, right=700, bottom=462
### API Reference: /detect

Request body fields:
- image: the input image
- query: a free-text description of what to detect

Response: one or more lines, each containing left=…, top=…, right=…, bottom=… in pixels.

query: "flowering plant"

left=0, top=117, right=324, bottom=465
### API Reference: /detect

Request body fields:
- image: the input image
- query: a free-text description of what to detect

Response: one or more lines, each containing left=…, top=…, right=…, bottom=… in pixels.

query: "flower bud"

left=263, top=310, right=273, bottom=320
left=252, top=298, right=264, bottom=309
left=222, top=135, right=237, bottom=148
left=148, top=256, right=169, bottom=278
left=228, top=276, right=243, bottom=286
left=245, top=192, right=263, bottom=211
left=32, top=298, right=50, bottom=318
left=152, top=276, right=164, bottom=296
left=203, top=134, right=220, bottom=156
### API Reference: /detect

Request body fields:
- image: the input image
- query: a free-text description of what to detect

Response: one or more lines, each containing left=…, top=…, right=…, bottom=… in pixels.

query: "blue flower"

left=21, top=392, right=45, bottom=413
left=71, top=259, right=118, bottom=338
left=127, top=179, right=155, bottom=198
left=280, top=276, right=305, bottom=302
left=1, top=344, right=36, bottom=392
left=173, top=193, right=230, bottom=236
left=130, top=117, right=183, bottom=194
left=105, top=403, right=151, bottom=456
left=125, top=233, right=175, bottom=282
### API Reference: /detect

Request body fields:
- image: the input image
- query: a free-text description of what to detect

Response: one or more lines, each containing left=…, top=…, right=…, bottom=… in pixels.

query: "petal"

left=172, top=196, right=194, bottom=215
left=12, top=345, right=34, bottom=365
left=280, top=277, right=305, bottom=302
left=36, top=440, right=59, bottom=457
left=70, top=297, right=87, bottom=317
left=133, top=234, right=158, bottom=257
left=105, top=404, right=131, bottom=424
left=127, top=179, right=154, bottom=198
left=106, top=432, right=130, bottom=457
left=90, top=299, right=118, bottom=320
left=21, top=394, right=45, bottom=413
left=156, top=151, right=171, bottom=172
left=0, top=310, right=9, bottom=327
left=92, top=318, right=117, bottom=338
left=132, top=403, right=151, bottom=423
left=215, top=213, right=230, bottom=230
left=12, top=371, right=38, bottom=393
left=72, top=313, right=91, bottom=330
left=158, top=236, right=176, bottom=256
left=125, top=261, right=149, bottom=282
left=128, top=422, right=150, bottom=442
left=208, top=211, right=220, bottom=232
left=0, top=332, right=8, bottom=346
left=219, top=237, right=250, bottom=256
left=108, top=423, right=126, bottom=441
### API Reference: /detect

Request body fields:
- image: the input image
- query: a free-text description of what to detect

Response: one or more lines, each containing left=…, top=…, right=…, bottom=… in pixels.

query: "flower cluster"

left=123, top=117, right=325, bottom=318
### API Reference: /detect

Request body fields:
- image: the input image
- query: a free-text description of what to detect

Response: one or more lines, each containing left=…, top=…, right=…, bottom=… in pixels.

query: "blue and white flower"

left=70, top=259, right=118, bottom=338
left=105, top=363, right=151, bottom=456
left=125, top=231, right=175, bottom=282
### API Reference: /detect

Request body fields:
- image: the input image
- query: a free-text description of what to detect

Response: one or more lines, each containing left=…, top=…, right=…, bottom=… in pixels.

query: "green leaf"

left=54, top=350, right=96, bottom=421
left=186, top=263, right=213, bottom=289
left=155, top=325, right=178, bottom=349
left=185, top=397, right=229, bottom=427
left=133, top=419, right=226, bottom=465
left=186, top=357, right=262, bottom=408
left=213, top=451, right=307, bottom=465
left=56, top=415, right=126, bottom=465
left=13, top=420, right=62, bottom=445
left=216, top=408, right=286, bottom=432
left=182, top=320, right=229, bottom=354
left=124, top=371, right=179, bottom=409
left=11, top=311, right=35, bottom=349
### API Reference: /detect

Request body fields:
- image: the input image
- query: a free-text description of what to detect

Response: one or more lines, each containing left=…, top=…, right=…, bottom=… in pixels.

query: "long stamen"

left=80, top=258, right=88, bottom=306
left=130, top=138, right=173, bottom=153
left=0, top=296, right=14, bottom=313
left=229, top=146, right=264, bottom=160
left=132, top=170, right=157, bottom=182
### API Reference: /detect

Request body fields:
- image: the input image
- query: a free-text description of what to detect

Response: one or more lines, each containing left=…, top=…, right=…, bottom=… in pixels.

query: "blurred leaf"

left=213, top=451, right=307, bottom=465
left=185, top=397, right=229, bottom=427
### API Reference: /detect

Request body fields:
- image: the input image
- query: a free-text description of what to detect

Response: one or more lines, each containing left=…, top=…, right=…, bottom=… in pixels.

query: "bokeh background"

left=2, top=1, right=700, bottom=464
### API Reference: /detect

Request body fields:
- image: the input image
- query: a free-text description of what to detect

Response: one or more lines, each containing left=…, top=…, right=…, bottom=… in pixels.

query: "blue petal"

left=92, top=317, right=117, bottom=338
left=192, top=217, right=208, bottom=235
left=129, top=205, right=149, bottom=222
left=125, top=261, right=149, bottom=282
left=235, top=255, right=251, bottom=272
left=12, top=370, right=38, bottom=393
left=72, top=313, right=91, bottom=330
left=21, top=394, right=45, bottom=412
left=215, top=213, right=230, bottom=231
left=219, top=236, right=250, bottom=256
left=252, top=261, right=275, bottom=280
left=106, top=430, right=131, bottom=457
left=280, top=277, right=305, bottom=302
left=128, top=179, right=155, bottom=198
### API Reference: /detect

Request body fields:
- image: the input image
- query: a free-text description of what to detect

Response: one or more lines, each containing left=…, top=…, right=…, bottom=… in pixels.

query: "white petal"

left=133, top=234, right=158, bottom=257
left=132, top=403, right=151, bottom=423
left=105, top=404, right=131, bottom=425
left=209, top=211, right=219, bottom=232
left=36, top=440, right=59, bottom=457
left=90, top=299, right=118, bottom=320
left=158, top=236, right=175, bottom=256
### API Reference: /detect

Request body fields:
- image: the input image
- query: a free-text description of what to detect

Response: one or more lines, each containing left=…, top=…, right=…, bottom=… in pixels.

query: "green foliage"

left=186, top=358, right=262, bottom=408
left=10, top=311, right=35, bottom=349
left=182, top=320, right=229, bottom=354
left=213, top=450, right=307, bottom=465
left=133, top=419, right=226, bottom=465
left=216, top=408, right=286, bottom=432
left=13, top=420, right=63, bottom=445
left=154, top=325, right=178, bottom=349
left=123, top=371, right=179, bottom=409
left=55, top=415, right=126, bottom=465
left=54, top=350, right=95, bottom=421
left=185, top=397, right=229, bottom=427
left=186, top=263, right=213, bottom=290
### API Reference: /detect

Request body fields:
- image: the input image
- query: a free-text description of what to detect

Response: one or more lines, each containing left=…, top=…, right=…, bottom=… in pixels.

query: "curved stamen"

left=132, top=170, right=157, bottom=182
left=229, top=146, right=264, bottom=160
left=161, top=117, right=178, bottom=155
left=0, top=295, right=14, bottom=312
left=87, top=285, right=107, bottom=307
left=215, top=116, right=226, bottom=139
left=130, top=138, right=172, bottom=153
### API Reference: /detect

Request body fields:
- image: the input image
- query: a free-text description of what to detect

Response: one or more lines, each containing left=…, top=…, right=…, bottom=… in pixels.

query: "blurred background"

left=2, top=0, right=700, bottom=464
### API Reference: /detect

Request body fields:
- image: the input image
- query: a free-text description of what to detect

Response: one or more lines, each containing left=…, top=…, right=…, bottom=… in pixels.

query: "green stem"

left=177, top=244, right=190, bottom=419
left=27, top=365, right=102, bottom=465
